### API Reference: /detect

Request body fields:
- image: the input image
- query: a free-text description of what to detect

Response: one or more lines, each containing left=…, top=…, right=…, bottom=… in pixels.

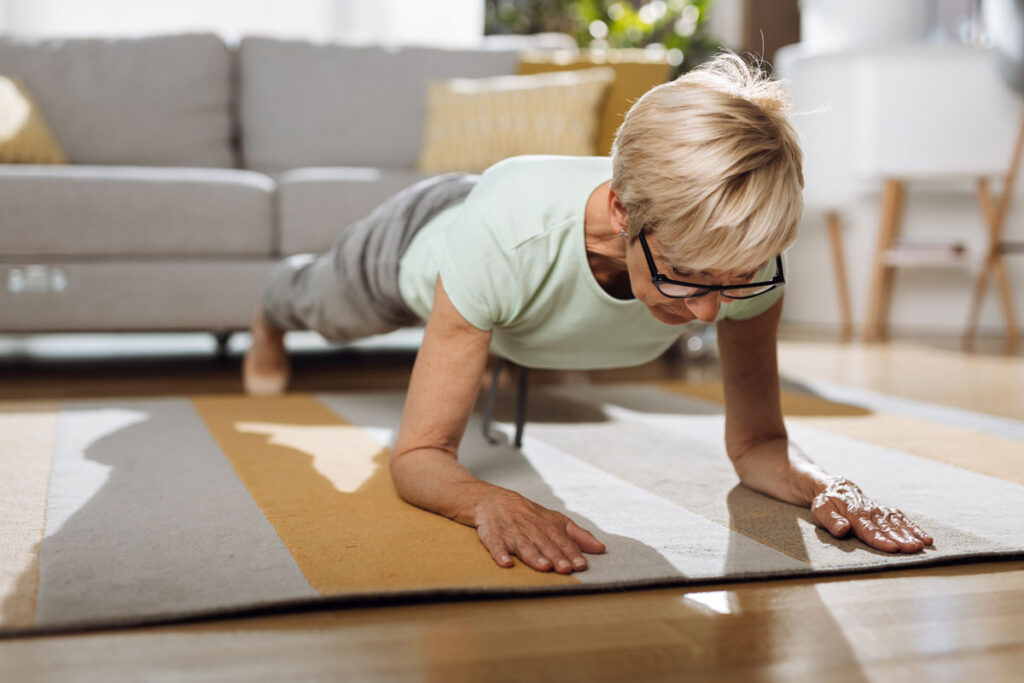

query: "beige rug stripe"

left=0, top=401, right=60, bottom=628
left=658, top=381, right=1023, bottom=486
left=192, top=395, right=577, bottom=595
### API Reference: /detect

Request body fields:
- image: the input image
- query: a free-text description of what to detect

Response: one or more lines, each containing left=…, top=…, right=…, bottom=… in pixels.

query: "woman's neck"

left=584, top=181, right=633, bottom=299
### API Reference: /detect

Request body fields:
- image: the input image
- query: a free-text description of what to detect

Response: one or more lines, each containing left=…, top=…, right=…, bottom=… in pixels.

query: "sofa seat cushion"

left=276, top=167, right=428, bottom=254
left=238, top=38, right=520, bottom=174
left=0, top=259, right=276, bottom=332
left=0, top=165, right=275, bottom=257
left=0, top=33, right=235, bottom=167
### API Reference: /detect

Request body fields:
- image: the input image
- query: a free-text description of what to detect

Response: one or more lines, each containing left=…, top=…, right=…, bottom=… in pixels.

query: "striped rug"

left=2, top=382, right=1022, bottom=636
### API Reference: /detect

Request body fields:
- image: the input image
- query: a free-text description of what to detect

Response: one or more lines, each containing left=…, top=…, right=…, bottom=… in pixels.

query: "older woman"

left=244, top=53, right=934, bottom=574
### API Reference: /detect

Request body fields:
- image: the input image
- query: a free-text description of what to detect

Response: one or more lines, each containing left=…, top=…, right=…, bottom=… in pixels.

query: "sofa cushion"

left=417, top=67, right=615, bottom=174
left=238, top=38, right=520, bottom=174
left=518, top=49, right=673, bottom=156
left=0, top=165, right=275, bottom=257
left=276, top=167, right=427, bottom=254
left=0, top=33, right=235, bottom=167
left=0, top=260, right=276, bottom=332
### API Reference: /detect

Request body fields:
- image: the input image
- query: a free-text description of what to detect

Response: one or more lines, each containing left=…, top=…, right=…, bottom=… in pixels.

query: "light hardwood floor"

left=1, top=329, right=1021, bottom=682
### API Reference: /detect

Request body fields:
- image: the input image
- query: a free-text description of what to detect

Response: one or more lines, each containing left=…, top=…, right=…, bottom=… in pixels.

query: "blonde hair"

left=611, top=51, right=804, bottom=272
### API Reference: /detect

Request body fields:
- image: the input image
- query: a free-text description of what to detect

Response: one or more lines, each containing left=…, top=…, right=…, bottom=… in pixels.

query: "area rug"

left=2, top=381, right=1022, bottom=636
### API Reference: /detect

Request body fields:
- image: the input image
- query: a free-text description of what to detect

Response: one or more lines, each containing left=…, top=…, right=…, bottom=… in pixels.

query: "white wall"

left=0, top=0, right=484, bottom=46
left=1, top=0, right=335, bottom=40
left=333, top=0, right=483, bottom=47
left=705, top=0, right=744, bottom=50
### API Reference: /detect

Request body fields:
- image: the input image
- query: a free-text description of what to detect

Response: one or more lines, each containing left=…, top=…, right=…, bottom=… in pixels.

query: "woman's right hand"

left=474, top=489, right=606, bottom=573
left=392, top=278, right=605, bottom=574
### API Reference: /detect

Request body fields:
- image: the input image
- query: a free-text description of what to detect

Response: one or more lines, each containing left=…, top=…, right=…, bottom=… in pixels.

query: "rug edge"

left=3, top=550, right=1022, bottom=640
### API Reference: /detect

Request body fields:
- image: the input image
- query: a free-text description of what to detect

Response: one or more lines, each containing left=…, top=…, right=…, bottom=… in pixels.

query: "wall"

left=0, top=0, right=485, bottom=46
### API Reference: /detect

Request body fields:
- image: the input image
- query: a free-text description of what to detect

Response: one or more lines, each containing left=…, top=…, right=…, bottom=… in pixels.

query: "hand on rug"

left=810, top=478, right=935, bottom=553
left=474, top=489, right=607, bottom=573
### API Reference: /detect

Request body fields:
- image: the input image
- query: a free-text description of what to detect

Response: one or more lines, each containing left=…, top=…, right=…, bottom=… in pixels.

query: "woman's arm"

left=716, top=295, right=830, bottom=505
left=717, top=295, right=933, bottom=553
left=390, top=277, right=605, bottom=573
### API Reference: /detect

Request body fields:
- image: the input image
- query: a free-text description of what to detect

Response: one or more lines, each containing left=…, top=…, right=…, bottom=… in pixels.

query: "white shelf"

left=882, top=242, right=968, bottom=267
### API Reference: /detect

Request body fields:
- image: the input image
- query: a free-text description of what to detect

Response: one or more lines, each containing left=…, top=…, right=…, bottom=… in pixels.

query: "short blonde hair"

left=611, top=51, right=804, bottom=273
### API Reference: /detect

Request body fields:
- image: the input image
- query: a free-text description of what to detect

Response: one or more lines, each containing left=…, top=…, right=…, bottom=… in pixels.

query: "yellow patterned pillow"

left=0, top=76, right=67, bottom=164
left=418, top=67, right=615, bottom=174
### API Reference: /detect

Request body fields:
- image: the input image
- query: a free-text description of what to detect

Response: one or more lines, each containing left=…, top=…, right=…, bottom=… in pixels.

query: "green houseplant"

left=485, top=0, right=722, bottom=76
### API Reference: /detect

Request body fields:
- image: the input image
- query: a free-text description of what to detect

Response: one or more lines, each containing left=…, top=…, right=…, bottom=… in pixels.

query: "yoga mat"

left=1, top=383, right=1022, bottom=636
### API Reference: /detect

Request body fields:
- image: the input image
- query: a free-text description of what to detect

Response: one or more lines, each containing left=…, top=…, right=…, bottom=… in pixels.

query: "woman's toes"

left=243, top=369, right=288, bottom=396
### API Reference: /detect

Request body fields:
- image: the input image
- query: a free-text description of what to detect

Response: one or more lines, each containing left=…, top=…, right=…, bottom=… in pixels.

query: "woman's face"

left=624, top=231, right=737, bottom=325
left=609, top=191, right=760, bottom=326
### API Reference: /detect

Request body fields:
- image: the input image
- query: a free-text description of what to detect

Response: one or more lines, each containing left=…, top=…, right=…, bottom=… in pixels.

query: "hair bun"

left=750, top=84, right=792, bottom=115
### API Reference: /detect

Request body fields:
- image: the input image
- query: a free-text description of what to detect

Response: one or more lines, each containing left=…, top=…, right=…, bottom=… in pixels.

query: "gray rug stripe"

left=505, top=427, right=812, bottom=582
left=35, top=398, right=317, bottom=626
left=539, top=388, right=1024, bottom=566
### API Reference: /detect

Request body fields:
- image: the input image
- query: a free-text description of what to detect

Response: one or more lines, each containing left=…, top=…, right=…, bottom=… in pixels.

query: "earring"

left=619, top=229, right=628, bottom=238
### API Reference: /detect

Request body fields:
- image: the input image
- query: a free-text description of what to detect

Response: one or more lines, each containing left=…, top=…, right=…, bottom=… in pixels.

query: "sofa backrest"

left=0, top=33, right=235, bottom=168
left=237, top=37, right=520, bottom=174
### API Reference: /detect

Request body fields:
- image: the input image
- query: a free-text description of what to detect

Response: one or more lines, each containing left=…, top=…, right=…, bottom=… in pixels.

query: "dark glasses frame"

left=637, top=231, right=785, bottom=300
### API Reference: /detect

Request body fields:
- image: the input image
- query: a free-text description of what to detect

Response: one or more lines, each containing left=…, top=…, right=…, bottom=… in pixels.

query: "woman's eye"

left=675, top=270, right=707, bottom=283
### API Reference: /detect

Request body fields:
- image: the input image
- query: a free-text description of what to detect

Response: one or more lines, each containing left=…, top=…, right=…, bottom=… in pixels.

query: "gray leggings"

left=261, top=173, right=479, bottom=341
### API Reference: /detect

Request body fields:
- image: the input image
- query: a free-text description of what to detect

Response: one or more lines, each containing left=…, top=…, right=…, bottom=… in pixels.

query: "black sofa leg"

left=214, top=331, right=232, bottom=362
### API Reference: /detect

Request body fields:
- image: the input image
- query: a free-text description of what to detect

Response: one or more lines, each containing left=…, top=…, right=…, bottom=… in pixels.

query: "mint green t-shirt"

left=398, top=155, right=784, bottom=370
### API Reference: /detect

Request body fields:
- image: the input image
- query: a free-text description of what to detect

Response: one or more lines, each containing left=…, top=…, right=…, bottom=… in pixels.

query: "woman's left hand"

left=810, top=477, right=934, bottom=553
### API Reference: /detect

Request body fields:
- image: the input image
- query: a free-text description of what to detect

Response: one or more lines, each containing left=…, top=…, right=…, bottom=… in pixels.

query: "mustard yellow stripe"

left=0, top=400, right=60, bottom=628
left=793, top=413, right=1024, bottom=486
left=192, top=395, right=577, bottom=595
left=658, top=380, right=1024, bottom=486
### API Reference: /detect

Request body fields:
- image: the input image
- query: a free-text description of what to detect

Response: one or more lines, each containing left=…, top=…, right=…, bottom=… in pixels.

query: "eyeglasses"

left=638, top=231, right=785, bottom=300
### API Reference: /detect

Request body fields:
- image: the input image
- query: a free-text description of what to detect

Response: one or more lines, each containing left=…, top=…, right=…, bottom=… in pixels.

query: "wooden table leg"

left=863, top=179, right=905, bottom=342
left=994, top=257, right=1021, bottom=353
left=826, top=210, right=854, bottom=342
left=964, top=110, right=1024, bottom=353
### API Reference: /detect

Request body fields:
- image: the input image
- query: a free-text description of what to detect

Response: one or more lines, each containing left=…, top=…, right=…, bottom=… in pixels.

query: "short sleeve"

left=718, top=251, right=789, bottom=322
left=430, top=202, right=524, bottom=332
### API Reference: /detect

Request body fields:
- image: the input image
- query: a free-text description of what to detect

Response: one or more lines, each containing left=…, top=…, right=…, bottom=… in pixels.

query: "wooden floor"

left=1, top=328, right=1022, bottom=682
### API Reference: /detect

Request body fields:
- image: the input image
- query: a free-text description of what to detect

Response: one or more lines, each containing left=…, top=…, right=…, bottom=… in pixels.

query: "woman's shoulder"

left=477, top=155, right=612, bottom=187
left=464, top=155, right=612, bottom=230
left=456, top=155, right=611, bottom=252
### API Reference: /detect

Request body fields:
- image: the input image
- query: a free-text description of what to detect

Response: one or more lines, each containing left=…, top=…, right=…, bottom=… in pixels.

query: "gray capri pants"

left=261, top=172, right=479, bottom=341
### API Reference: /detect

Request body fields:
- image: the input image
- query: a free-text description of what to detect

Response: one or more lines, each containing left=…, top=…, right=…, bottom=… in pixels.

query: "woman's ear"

left=607, top=188, right=630, bottom=235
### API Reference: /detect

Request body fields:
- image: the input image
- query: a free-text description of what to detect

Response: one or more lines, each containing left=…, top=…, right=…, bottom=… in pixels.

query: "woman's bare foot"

left=243, top=308, right=290, bottom=396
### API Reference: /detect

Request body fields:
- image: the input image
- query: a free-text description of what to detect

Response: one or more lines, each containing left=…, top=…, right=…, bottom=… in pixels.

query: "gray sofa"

left=0, top=33, right=522, bottom=334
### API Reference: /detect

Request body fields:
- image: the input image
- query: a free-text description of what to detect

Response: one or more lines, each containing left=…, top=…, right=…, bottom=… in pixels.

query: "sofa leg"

left=213, top=331, right=232, bottom=361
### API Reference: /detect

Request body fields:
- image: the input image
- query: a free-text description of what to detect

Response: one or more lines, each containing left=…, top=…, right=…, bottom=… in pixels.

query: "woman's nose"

left=685, top=292, right=722, bottom=323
